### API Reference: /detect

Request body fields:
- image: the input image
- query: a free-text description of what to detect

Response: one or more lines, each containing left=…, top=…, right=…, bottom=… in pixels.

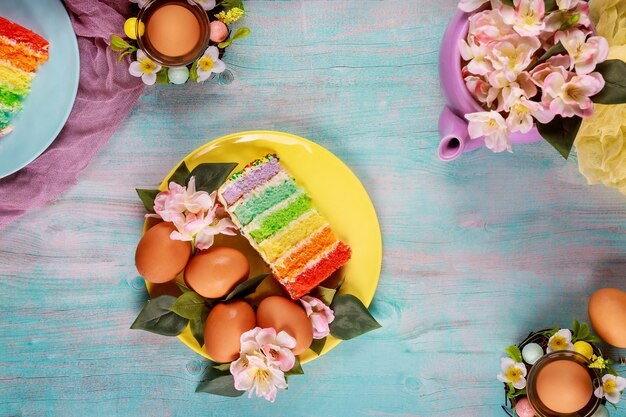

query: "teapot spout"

left=438, top=106, right=483, bottom=161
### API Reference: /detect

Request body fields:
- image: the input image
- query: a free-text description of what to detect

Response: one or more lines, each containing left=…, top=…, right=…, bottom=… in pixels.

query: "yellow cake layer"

left=0, top=61, right=33, bottom=95
left=257, top=210, right=327, bottom=262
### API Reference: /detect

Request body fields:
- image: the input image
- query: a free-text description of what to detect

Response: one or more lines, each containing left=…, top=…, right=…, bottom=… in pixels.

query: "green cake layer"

left=233, top=178, right=298, bottom=226
left=248, top=193, right=311, bottom=242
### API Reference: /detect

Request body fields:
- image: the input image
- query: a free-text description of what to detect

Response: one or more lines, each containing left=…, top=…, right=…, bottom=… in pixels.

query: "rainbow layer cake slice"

left=218, top=154, right=351, bottom=300
left=0, top=16, right=50, bottom=136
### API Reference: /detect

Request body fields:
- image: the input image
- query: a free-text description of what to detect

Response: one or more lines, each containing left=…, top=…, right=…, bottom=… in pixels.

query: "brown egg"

left=256, top=296, right=313, bottom=355
left=184, top=246, right=250, bottom=298
left=135, top=222, right=191, bottom=284
left=204, top=300, right=256, bottom=362
left=535, top=359, right=592, bottom=413
left=589, top=288, right=626, bottom=348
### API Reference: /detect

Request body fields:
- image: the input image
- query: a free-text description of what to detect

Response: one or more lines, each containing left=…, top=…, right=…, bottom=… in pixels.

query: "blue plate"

left=0, top=0, right=79, bottom=178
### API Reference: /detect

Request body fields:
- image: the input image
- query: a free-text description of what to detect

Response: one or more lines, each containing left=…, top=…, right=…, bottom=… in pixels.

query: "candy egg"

left=574, top=341, right=593, bottom=359
left=135, top=222, right=191, bottom=284
left=184, top=246, right=249, bottom=298
left=589, top=288, right=626, bottom=348
left=522, top=343, right=544, bottom=365
left=204, top=300, right=256, bottom=362
left=168, top=66, right=189, bottom=84
left=515, top=398, right=535, bottom=417
left=256, top=296, right=313, bottom=355
left=124, top=17, right=144, bottom=40
left=209, top=20, right=229, bottom=43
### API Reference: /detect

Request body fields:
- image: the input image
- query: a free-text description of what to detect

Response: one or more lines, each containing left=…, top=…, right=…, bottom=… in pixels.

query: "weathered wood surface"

left=1, top=0, right=625, bottom=416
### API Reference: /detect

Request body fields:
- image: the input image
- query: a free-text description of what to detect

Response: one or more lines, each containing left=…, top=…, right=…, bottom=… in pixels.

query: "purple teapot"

left=438, top=10, right=542, bottom=161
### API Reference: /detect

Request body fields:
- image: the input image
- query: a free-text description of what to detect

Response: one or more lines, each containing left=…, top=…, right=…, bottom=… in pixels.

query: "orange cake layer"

left=273, top=226, right=337, bottom=278
left=283, top=242, right=352, bottom=300
left=0, top=37, right=47, bottom=72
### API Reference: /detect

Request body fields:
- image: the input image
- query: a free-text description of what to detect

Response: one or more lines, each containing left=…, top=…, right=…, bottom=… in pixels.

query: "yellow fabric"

left=574, top=2, right=626, bottom=194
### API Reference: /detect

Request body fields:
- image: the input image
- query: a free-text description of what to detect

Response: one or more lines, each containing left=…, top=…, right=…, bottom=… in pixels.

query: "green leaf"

left=186, top=162, right=238, bottom=193
left=156, top=68, right=170, bottom=84
left=167, top=161, right=190, bottom=186
left=170, top=291, right=206, bottom=320
left=505, top=345, right=523, bottom=363
left=573, top=320, right=580, bottom=338
left=560, top=12, right=580, bottom=30
left=190, top=306, right=209, bottom=347
left=223, top=274, right=269, bottom=301
left=189, top=60, right=199, bottom=82
left=135, top=189, right=160, bottom=213
left=285, top=358, right=304, bottom=376
left=176, top=281, right=192, bottom=293
left=584, top=335, right=602, bottom=343
left=544, top=0, right=557, bottom=12
left=529, top=42, right=566, bottom=70
left=130, top=295, right=189, bottom=336
left=244, top=276, right=286, bottom=307
left=219, top=0, right=244, bottom=9
left=537, top=115, right=582, bottom=159
left=218, top=39, right=232, bottom=49
left=213, top=363, right=231, bottom=372
left=110, top=35, right=134, bottom=51
left=310, top=286, right=337, bottom=306
left=231, top=27, right=250, bottom=41
left=329, top=294, right=381, bottom=340
left=593, top=60, right=626, bottom=104
left=117, top=49, right=134, bottom=63
left=196, top=374, right=242, bottom=397
left=506, top=384, right=527, bottom=399
left=309, top=337, right=326, bottom=355
left=500, top=0, right=514, bottom=6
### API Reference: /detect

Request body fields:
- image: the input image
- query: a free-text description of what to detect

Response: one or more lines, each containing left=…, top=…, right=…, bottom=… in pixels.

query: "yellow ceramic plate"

left=143, top=131, right=382, bottom=364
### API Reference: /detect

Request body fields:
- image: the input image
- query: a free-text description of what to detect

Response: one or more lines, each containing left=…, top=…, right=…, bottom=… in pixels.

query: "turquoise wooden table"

left=1, top=1, right=625, bottom=415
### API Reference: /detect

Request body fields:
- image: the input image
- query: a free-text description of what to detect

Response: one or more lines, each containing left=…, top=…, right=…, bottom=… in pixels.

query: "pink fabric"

left=0, top=0, right=144, bottom=227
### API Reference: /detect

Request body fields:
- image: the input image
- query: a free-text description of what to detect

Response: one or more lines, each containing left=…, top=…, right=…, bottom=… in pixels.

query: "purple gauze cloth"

left=0, top=0, right=144, bottom=228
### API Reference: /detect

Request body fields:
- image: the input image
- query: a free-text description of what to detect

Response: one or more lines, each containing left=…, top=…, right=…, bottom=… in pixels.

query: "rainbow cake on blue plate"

left=0, top=17, right=50, bottom=136
left=218, top=154, right=351, bottom=300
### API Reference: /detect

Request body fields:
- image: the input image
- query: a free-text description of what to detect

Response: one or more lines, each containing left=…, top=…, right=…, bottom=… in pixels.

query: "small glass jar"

left=527, top=351, right=602, bottom=417
left=136, top=0, right=210, bottom=67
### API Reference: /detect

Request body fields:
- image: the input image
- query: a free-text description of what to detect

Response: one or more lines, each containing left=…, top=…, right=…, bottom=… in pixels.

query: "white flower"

left=129, top=0, right=148, bottom=7
left=497, top=357, right=527, bottom=390
left=458, top=38, right=494, bottom=76
left=556, top=0, right=579, bottom=10
left=195, top=46, right=226, bottom=82
left=502, top=85, right=554, bottom=132
left=128, top=50, right=161, bottom=86
left=594, top=374, right=626, bottom=404
left=466, top=111, right=511, bottom=153
left=546, top=329, right=575, bottom=353
left=188, top=0, right=216, bottom=10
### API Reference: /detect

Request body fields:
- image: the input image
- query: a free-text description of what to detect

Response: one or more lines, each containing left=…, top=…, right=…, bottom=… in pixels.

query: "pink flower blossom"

left=556, top=0, right=579, bottom=10
left=500, top=0, right=546, bottom=37
left=466, top=111, right=511, bottom=153
left=544, top=3, right=591, bottom=32
left=300, top=296, right=335, bottom=339
left=486, top=37, right=541, bottom=87
left=502, top=86, right=554, bottom=132
left=458, top=0, right=490, bottom=13
left=541, top=71, right=605, bottom=118
left=458, top=38, right=494, bottom=76
left=556, top=29, right=609, bottom=75
left=464, top=75, right=500, bottom=107
left=468, top=9, right=517, bottom=45
left=230, top=327, right=297, bottom=402
left=529, top=54, right=570, bottom=88
left=170, top=199, right=237, bottom=250
left=149, top=181, right=186, bottom=223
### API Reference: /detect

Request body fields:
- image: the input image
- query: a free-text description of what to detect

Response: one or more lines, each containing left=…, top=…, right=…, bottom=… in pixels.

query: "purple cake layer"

left=221, top=157, right=281, bottom=205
